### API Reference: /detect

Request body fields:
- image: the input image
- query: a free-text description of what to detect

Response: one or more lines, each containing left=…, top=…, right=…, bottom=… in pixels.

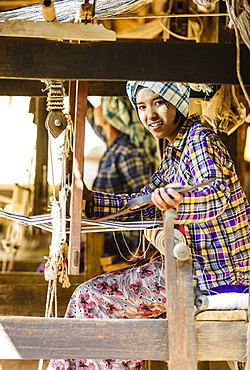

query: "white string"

left=112, top=209, right=158, bottom=261
left=113, top=231, right=152, bottom=262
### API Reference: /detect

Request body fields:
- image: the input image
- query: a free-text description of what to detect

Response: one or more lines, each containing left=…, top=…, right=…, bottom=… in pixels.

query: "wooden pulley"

left=45, top=110, right=67, bottom=138
left=173, top=242, right=190, bottom=261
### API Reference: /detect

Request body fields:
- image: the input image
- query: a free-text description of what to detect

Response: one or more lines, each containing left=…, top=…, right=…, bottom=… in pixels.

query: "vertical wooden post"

left=68, top=80, right=88, bottom=275
left=33, top=97, right=48, bottom=216
left=164, top=208, right=197, bottom=370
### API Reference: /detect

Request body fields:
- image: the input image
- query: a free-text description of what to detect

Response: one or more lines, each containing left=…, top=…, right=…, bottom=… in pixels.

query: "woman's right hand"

left=151, top=183, right=183, bottom=212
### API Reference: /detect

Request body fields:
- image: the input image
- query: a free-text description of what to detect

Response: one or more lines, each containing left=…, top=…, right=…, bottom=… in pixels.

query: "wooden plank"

left=33, top=97, right=48, bottom=216
left=0, top=79, right=220, bottom=97
left=196, top=321, right=248, bottom=361
left=0, top=1, right=38, bottom=10
left=0, top=21, right=116, bottom=41
left=0, top=260, right=44, bottom=272
left=68, top=81, right=88, bottom=274
left=0, top=79, right=48, bottom=96
left=0, top=317, right=248, bottom=361
left=0, top=284, right=81, bottom=317
left=164, top=209, right=197, bottom=369
left=0, top=359, right=50, bottom=370
left=0, top=38, right=249, bottom=84
left=196, top=310, right=247, bottom=322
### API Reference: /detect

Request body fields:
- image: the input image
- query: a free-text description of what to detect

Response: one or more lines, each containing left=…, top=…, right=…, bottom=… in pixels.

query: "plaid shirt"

left=86, top=115, right=250, bottom=291
left=92, top=133, right=154, bottom=194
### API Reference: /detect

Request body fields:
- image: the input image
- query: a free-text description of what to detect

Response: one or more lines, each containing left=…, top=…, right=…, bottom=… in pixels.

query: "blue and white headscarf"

left=126, top=81, right=213, bottom=118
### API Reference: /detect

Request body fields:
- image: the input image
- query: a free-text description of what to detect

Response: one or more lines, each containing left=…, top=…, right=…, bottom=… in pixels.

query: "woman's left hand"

left=151, top=183, right=183, bottom=212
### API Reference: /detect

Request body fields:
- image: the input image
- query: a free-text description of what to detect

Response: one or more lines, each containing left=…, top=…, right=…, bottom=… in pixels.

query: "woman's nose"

left=147, top=106, right=158, bottom=120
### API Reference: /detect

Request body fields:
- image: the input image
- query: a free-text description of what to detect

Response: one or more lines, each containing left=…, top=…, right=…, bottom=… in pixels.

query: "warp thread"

left=144, top=228, right=186, bottom=255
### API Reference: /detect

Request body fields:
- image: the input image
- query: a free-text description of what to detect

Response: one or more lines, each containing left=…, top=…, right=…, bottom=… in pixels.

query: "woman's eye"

left=155, top=100, right=164, bottom=106
left=138, top=105, right=146, bottom=110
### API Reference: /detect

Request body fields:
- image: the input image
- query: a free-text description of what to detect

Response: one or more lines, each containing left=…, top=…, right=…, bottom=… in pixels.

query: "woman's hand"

left=151, top=183, right=183, bottom=212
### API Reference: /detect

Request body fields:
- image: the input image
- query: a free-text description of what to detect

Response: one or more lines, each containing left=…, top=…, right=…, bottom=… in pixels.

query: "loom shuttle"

left=93, top=177, right=216, bottom=222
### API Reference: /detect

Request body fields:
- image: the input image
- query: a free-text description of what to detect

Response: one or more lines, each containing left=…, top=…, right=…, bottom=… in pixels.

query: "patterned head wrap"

left=101, top=96, right=160, bottom=169
left=126, top=81, right=191, bottom=117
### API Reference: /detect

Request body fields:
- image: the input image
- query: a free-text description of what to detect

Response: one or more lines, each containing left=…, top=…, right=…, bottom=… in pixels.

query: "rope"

left=97, top=12, right=229, bottom=20
left=225, top=0, right=250, bottom=110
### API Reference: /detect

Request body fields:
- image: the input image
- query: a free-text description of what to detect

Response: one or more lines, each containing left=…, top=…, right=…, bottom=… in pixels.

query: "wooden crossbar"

left=0, top=316, right=248, bottom=361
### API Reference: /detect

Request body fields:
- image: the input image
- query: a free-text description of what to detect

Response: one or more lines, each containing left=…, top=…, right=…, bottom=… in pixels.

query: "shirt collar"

left=170, top=114, right=200, bottom=151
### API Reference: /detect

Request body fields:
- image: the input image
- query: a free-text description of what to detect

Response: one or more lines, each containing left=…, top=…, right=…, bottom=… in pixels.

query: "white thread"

left=113, top=231, right=152, bottom=262
left=112, top=209, right=158, bottom=261
left=144, top=228, right=186, bottom=255
left=204, top=292, right=248, bottom=310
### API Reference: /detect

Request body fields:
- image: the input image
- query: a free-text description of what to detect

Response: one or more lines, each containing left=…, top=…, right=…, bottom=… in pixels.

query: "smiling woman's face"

left=136, top=87, right=182, bottom=143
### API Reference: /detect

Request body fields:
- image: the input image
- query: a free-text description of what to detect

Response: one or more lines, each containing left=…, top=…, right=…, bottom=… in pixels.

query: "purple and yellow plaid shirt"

left=86, top=115, right=250, bottom=291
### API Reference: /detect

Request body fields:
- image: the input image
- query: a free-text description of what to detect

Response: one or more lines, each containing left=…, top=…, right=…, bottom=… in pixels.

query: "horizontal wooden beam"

left=0, top=317, right=247, bottom=361
left=0, top=79, right=218, bottom=97
left=0, top=80, right=128, bottom=96
left=0, top=38, right=249, bottom=84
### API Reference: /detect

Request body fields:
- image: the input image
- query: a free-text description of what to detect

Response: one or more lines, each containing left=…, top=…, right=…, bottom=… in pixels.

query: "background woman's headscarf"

left=88, top=96, right=160, bottom=170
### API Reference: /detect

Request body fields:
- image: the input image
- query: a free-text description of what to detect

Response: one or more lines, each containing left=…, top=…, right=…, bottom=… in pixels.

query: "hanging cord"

left=38, top=133, right=71, bottom=370
left=112, top=209, right=158, bottom=262
left=225, top=0, right=250, bottom=109
left=160, top=3, right=204, bottom=42
left=64, top=113, right=74, bottom=157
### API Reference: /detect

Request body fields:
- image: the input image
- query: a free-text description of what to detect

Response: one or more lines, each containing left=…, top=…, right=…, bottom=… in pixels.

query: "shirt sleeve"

left=85, top=164, right=165, bottom=220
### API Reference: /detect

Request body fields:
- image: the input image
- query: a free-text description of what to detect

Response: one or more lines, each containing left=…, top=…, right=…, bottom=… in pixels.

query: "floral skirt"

left=47, top=257, right=167, bottom=370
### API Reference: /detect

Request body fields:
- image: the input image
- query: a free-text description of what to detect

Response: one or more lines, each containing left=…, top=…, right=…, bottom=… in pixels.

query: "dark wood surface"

left=0, top=272, right=85, bottom=284
left=0, top=38, right=249, bottom=84
left=0, top=283, right=80, bottom=317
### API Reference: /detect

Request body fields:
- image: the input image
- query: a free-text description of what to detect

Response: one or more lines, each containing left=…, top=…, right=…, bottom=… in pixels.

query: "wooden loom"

left=0, top=9, right=250, bottom=370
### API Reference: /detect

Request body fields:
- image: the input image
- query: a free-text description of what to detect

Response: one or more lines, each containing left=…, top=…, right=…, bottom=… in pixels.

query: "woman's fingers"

left=152, top=186, right=183, bottom=211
